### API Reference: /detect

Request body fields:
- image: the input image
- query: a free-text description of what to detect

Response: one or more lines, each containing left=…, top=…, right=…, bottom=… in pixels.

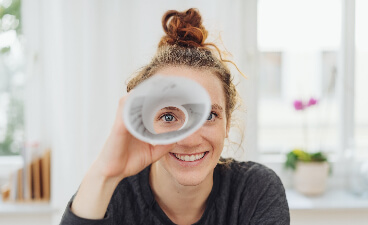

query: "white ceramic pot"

left=294, top=161, right=329, bottom=196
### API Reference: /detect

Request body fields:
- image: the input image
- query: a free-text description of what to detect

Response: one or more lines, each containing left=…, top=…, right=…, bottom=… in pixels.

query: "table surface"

left=286, top=188, right=368, bottom=210
left=0, top=199, right=54, bottom=215
left=1, top=188, right=368, bottom=214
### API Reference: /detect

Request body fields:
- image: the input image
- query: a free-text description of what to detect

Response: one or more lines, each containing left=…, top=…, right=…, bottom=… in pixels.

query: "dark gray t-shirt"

left=60, top=160, right=290, bottom=225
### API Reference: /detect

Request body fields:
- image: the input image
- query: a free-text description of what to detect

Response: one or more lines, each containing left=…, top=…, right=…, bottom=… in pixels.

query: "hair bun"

left=159, top=8, right=208, bottom=48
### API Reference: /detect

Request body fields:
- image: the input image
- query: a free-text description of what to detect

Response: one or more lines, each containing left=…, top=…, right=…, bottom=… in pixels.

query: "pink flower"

left=294, top=100, right=305, bottom=110
left=307, top=98, right=318, bottom=107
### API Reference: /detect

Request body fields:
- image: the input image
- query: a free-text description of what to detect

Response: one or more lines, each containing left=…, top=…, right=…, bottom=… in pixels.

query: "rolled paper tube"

left=123, top=75, right=211, bottom=145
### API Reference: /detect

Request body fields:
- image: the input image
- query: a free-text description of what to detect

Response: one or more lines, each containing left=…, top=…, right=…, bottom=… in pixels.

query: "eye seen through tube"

left=153, top=106, right=187, bottom=134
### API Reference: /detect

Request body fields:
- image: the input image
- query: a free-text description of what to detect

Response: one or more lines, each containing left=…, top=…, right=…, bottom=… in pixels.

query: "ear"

left=225, top=122, right=230, bottom=138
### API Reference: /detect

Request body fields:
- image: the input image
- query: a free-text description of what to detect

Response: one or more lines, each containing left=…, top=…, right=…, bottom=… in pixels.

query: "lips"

left=170, top=151, right=208, bottom=162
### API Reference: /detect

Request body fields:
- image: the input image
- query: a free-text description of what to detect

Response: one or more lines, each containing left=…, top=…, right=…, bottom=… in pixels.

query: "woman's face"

left=152, top=66, right=229, bottom=186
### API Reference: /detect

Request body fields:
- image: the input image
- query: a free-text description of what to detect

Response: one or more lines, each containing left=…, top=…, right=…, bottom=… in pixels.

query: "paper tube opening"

left=123, top=75, right=211, bottom=145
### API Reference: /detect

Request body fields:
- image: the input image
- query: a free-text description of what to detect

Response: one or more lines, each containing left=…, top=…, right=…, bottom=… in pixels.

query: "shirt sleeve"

left=241, top=164, right=290, bottom=225
left=59, top=195, right=114, bottom=225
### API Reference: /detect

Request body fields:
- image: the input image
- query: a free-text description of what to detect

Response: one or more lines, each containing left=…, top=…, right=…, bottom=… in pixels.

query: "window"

left=321, top=51, right=338, bottom=97
left=355, top=0, right=368, bottom=159
left=257, top=0, right=341, bottom=155
left=259, top=52, right=282, bottom=98
left=0, top=0, right=24, bottom=156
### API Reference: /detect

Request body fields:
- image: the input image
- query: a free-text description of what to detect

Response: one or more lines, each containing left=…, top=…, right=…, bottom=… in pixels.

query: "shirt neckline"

left=139, top=164, right=221, bottom=225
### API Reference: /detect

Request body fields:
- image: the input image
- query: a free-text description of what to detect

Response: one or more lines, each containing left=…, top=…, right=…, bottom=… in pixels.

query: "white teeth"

left=174, top=152, right=206, bottom=162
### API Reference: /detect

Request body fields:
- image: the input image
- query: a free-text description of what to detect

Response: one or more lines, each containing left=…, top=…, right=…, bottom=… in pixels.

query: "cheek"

left=202, top=124, right=227, bottom=151
left=207, top=118, right=228, bottom=136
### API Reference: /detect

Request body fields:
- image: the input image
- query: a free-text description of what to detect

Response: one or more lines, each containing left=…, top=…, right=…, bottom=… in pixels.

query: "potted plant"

left=285, top=149, right=330, bottom=196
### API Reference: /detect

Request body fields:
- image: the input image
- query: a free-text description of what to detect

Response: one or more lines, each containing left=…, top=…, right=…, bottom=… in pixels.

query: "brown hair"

left=127, top=8, right=241, bottom=122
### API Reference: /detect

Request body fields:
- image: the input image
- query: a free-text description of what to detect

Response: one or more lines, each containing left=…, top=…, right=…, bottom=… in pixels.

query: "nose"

left=176, top=129, right=203, bottom=147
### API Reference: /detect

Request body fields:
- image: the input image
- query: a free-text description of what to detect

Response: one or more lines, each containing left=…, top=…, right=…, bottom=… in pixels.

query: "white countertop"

left=1, top=189, right=368, bottom=214
left=286, top=188, right=368, bottom=210
left=0, top=200, right=54, bottom=215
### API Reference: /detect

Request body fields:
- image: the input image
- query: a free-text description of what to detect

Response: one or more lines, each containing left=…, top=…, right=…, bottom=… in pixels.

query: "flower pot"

left=294, top=161, right=329, bottom=196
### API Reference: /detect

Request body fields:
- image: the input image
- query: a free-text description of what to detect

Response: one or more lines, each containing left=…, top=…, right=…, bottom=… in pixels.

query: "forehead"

left=155, top=66, right=226, bottom=107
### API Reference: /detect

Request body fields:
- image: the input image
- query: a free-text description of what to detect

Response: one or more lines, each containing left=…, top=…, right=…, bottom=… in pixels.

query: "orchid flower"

left=293, top=100, right=305, bottom=110
left=307, top=98, right=318, bottom=106
left=293, top=97, right=318, bottom=110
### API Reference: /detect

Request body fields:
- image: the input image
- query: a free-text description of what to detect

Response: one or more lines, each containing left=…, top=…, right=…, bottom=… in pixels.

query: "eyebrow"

left=212, top=104, right=224, bottom=111
left=162, top=104, right=224, bottom=112
left=162, top=106, right=181, bottom=111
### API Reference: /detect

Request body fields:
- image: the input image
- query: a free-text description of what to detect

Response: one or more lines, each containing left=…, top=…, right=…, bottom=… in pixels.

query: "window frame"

left=254, top=0, right=357, bottom=163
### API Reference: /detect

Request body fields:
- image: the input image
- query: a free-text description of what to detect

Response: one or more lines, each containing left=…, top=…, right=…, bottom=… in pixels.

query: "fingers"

left=112, top=94, right=131, bottom=135
left=150, top=143, right=175, bottom=163
left=115, top=95, right=128, bottom=125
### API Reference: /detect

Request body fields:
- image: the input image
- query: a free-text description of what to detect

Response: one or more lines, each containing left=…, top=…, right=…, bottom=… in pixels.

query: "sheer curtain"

left=21, top=0, right=256, bottom=223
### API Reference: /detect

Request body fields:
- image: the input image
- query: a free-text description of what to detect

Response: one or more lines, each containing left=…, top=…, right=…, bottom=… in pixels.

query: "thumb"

left=150, top=143, right=175, bottom=163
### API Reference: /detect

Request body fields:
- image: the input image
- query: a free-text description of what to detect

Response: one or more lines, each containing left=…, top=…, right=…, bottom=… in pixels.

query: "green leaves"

left=0, top=0, right=23, bottom=155
left=0, top=46, right=10, bottom=54
left=284, top=149, right=328, bottom=171
left=0, top=0, right=21, bottom=56
left=310, top=152, right=327, bottom=162
left=0, top=0, right=22, bottom=34
left=0, top=95, right=24, bottom=156
left=285, top=151, right=299, bottom=170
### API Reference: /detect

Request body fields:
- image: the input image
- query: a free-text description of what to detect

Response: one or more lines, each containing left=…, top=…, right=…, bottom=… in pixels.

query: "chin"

left=173, top=169, right=213, bottom=187
left=177, top=177, right=204, bottom=187
left=156, top=152, right=219, bottom=187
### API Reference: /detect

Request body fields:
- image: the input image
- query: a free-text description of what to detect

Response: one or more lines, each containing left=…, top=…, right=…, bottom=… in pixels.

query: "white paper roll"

left=123, top=75, right=211, bottom=145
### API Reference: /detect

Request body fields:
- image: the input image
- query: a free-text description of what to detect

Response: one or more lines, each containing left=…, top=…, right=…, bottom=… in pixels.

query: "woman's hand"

left=70, top=95, right=174, bottom=219
left=93, top=94, right=174, bottom=182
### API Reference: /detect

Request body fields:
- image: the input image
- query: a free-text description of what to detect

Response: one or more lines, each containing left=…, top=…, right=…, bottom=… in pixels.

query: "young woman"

left=60, top=8, right=290, bottom=225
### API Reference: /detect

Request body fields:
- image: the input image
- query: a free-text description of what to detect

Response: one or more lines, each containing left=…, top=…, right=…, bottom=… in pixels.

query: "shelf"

left=2, top=189, right=368, bottom=214
left=286, top=188, right=368, bottom=210
left=0, top=200, right=54, bottom=215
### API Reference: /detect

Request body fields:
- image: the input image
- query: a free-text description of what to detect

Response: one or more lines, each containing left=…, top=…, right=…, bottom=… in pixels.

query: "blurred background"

left=0, top=0, right=367, bottom=224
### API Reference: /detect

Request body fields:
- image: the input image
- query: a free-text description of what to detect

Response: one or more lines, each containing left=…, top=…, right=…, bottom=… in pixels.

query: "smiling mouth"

left=170, top=151, right=209, bottom=162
